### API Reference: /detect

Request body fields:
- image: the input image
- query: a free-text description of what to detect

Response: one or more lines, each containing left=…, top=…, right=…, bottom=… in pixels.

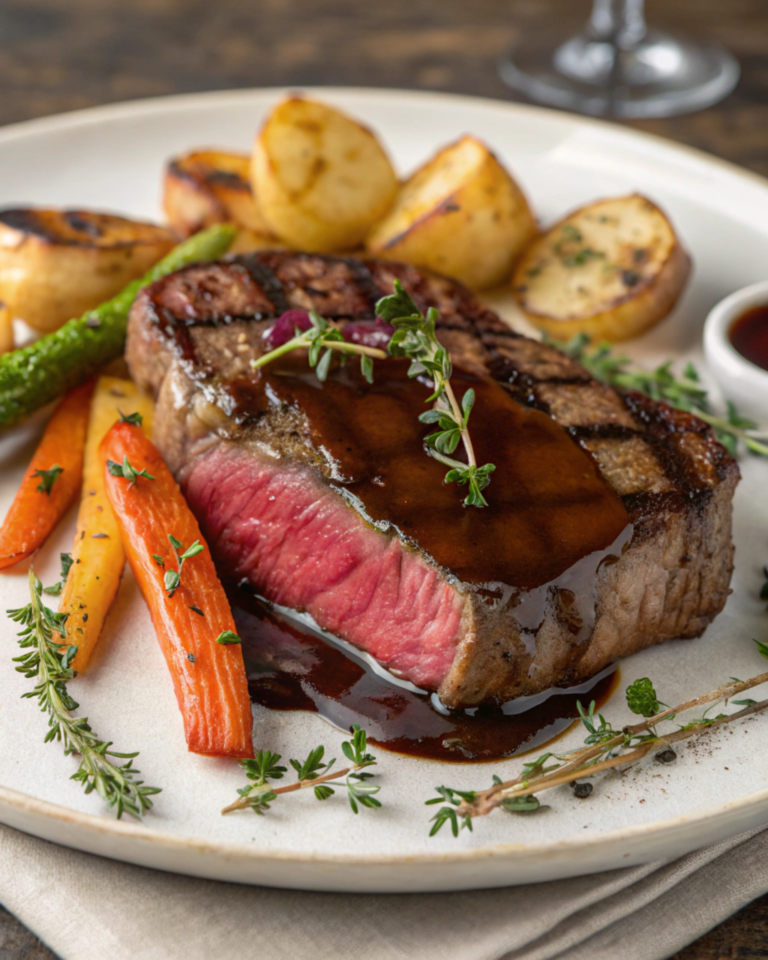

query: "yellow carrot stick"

left=55, top=376, right=154, bottom=670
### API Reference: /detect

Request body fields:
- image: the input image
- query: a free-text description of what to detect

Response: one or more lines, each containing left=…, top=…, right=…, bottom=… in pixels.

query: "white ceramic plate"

left=1, top=88, right=768, bottom=893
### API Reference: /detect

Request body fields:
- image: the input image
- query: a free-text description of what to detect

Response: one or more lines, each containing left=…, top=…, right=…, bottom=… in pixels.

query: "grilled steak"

left=126, top=252, right=738, bottom=709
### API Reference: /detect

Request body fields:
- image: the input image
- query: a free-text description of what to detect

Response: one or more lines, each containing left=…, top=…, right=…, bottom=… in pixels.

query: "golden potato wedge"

left=0, top=302, right=13, bottom=354
left=252, top=97, right=398, bottom=252
left=163, top=149, right=279, bottom=245
left=0, top=209, right=175, bottom=333
left=366, top=135, right=537, bottom=290
left=512, top=195, right=692, bottom=343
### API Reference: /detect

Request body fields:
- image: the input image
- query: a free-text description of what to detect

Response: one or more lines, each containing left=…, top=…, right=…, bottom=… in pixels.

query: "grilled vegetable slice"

left=252, top=96, right=398, bottom=252
left=511, top=195, right=692, bottom=343
left=367, top=135, right=537, bottom=290
left=0, top=209, right=176, bottom=333
left=0, top=223, right=236, bottom=429
left=54, top=377, right=155, bottom=671
left=102, top=421, right=253, bottom=759
left=0, top=380, right=93, bottom=569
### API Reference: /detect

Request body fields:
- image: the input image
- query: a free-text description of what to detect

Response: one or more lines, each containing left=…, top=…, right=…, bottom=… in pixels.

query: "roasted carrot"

left=55, top=376, right=155, bottom=671
left=0, top=380, right=93, bottom=570
left=101, top=420, right=253, bottom=759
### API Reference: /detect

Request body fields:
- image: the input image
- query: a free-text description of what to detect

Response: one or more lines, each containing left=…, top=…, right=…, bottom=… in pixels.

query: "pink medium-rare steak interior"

left=184, top=441, right=465, bottom=689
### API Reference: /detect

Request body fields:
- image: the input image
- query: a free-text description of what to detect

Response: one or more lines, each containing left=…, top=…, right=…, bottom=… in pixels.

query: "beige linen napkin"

left=2, top=824, right=767, bottom=960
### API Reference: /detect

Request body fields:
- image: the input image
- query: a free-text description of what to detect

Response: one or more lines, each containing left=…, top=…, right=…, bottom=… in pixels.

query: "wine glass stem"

left=588, top=0, right=647, bottom=49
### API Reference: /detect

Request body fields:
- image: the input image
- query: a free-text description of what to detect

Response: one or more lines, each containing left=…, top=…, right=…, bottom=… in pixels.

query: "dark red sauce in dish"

left=729, top=305, right=768, bottom=372
left=233, top=590, right=618, bottom=764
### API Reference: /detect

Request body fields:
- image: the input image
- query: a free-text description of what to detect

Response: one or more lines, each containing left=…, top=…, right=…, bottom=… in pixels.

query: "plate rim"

left=2, top=84, right=768, bottom=886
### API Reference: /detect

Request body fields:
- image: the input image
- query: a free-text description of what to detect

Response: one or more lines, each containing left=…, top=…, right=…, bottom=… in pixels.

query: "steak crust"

left=126, top=251, right=738, bottom=708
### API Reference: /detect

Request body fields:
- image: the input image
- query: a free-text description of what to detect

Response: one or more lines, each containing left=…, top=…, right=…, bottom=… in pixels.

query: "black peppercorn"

left=656, top=748, right=677, bottom=764
left=572, top=781, right=593, bottom=799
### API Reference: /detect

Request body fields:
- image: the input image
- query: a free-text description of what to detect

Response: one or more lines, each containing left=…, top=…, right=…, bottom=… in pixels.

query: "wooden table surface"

left=1, top=0, right=767, bottom=957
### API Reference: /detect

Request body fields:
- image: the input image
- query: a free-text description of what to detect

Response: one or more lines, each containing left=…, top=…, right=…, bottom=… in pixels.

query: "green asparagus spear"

left=0, top=224, right=236, bottom=428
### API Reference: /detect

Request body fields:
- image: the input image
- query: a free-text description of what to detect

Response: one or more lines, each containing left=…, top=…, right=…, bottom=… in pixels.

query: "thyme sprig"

left=427, top=665, right=768, bottom=837
left=251, top=286, right=496, bottom=507
left=375, top=281, right=496, bottom=507
left=106, top=456, right=155, bottom=486
left=8, top=569, right=160, bottom=819
left=155, top=535, right=204, bottom=598
left=222, top=725, right=381, bottom=816
left=251, top=311, right=387, bottom=384
left=553, top=333, right=768, bottom=458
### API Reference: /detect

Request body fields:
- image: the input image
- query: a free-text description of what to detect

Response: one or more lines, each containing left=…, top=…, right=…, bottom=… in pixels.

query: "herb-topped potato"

left=512, top=195, right=691, bottom=343
left=367, top=135, right=537, bottom=291
left=0, top=209, right=175, bottom=333
left=252, top=97, right=399, bottom=253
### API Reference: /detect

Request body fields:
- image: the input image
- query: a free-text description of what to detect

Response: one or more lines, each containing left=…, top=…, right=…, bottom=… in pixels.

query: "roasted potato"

left=0, top=302, right=12, bottom=354
left=252, top=97, right=398, bottom=252
left=511, top=195, right=692, bottom=343
left=0, top=209, right=175, bottom=333
left=366, top=135, right=537, bottom=290
left=163, top=149, right=280, bottom=250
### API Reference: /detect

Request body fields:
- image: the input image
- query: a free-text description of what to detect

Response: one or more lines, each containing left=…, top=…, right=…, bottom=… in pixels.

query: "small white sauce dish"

left=703, top=280, right=768, bottom=423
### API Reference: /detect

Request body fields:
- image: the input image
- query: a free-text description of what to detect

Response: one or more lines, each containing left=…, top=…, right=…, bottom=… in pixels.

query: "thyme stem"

left=442, top=380, right=477, bottom=469
left=455, top=671, right=768, bottom=823
left=8, top=570, right=160, bottom=819
left=251, top=334, right=387, bottom=372
left=221, top=760, right=374, bottom=814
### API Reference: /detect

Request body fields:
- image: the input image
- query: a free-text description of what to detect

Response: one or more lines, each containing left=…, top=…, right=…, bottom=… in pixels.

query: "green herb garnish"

left=427, top=661, right=768, bottom=837
left=8, top=569, right=160, bottom=819
left=251, top=310, right=385, bottom=385
left=106, top=456, right=155, bottom=486
left=551, top=333, right=768, bottom=458
left=160, top=535, right=204, bottom=598
left=375, top=281, right=496, bottom=507
left=251, top=283, right=496, bottom=508
left=34, top=465, right=63, bottom=495
left=223, top=725, right=381, bottom=816
left=118, top=410, right=143, bottom=426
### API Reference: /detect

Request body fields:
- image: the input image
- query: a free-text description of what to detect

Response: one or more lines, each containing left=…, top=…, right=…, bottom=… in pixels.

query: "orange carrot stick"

left=0, top=380, right=94, bottom=570
left=101, top=420, right=253, bottom=759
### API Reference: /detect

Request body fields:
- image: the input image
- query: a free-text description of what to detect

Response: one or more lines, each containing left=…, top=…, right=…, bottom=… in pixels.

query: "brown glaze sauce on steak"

left=126, top=251, right=738, bottom=723
left=238, top=358, right=631, bottom=591
left=235, top=590, right=618, bottom=763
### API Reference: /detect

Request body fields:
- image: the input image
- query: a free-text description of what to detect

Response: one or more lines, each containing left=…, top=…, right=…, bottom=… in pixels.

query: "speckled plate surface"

left=1, top=88, right=767, bottom=892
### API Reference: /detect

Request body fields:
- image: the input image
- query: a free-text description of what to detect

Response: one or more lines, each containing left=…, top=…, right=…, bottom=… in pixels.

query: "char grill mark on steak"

left=126, top=250, right=739, bottom=708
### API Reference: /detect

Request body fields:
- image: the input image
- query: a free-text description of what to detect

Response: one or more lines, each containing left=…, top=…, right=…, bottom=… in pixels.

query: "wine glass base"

left=499, top=30, right=739, bottom=119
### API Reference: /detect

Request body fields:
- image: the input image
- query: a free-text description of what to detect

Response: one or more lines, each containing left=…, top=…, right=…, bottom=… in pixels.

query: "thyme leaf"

left=625, top=677, right=662, bottom=718
left=118, top=410, right=143, bottom=426
left=106, top=456, right=155, bottom=486
left=8, top=569, right=160, bottom=819
left=34, top=465, right=63, bottom=495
